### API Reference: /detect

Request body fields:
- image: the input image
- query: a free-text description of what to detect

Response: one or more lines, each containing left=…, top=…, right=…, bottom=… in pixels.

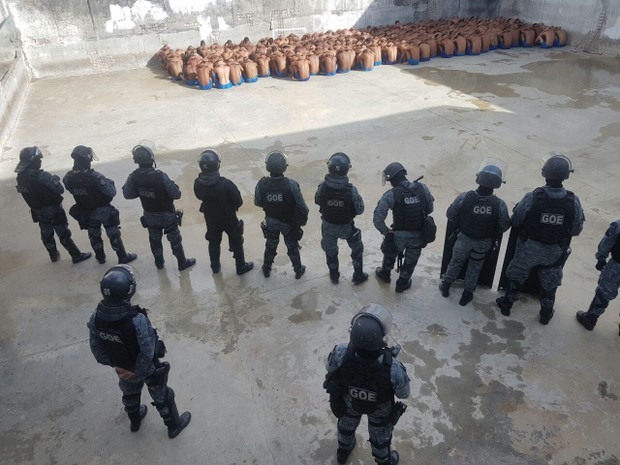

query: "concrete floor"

left=0, top=49, right=619, bottom=465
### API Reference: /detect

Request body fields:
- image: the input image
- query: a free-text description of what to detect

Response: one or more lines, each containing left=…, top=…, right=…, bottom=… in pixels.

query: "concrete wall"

left=500, top=0, right=620, bottom=54
left=0, top=53, right=31, bottom=159
left=4, top=0, right=619, bottom=79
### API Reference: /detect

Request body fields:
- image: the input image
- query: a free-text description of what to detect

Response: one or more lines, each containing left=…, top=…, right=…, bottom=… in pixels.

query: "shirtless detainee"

left=212, top=60, right=232, bottom=89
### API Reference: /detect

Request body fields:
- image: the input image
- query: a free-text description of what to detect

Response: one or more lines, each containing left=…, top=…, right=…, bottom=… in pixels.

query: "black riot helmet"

left=199, top=149, right=221, bottom=173
left=327, top=152, right=351, bottom=176
left=71, top=145, right=97, bottom=163
left=382, top=162, right=407, bottom=185
left=15, top=146, right=43, bottom=172
left=132, top=142, right=156, bottom=166
left=100, top=265, right=137, bottom=303
left=541, top=152, right=573, bottom=181
left=476, top=165, right=503, bottom=189
left=349, top=304, right=393, bottom=351
left=265, top=150, right=288, bottom=175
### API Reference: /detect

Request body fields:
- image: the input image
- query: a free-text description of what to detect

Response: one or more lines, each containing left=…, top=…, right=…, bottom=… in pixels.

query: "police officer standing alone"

left=15, top=147, right=91, bottom=264
left=374, top=162, right=434, bottom=293
left=255, top=150, right=309, bottom=279
left=496, top=152, right=585, bottom=324
left=63, top=145, right=137, bottom=265
left=315, top=152, right=368, bottom=285
left=122, top=142, right=196, bottom=271
left=88, top=265, right=191, bottom=437
left=324, top=304, right=410, bottom=465
left=193, top=149, right=253, bottom=275
left=439, top=159, right=510, bottom=306
left=576, top=220, right=620, bottom=334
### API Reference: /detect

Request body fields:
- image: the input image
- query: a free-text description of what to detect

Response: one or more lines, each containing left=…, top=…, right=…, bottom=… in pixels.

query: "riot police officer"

left=315, top=152, right=368, bottom=285
left=439, top=159, right=511, bottom=305
left=254, top=150, right=309, bottom=279
left=324, top=304, right=410, bottom=465
left=15, top=147, right=91, bottom=264
left=63, top=145, right=137, bottom=265
left=576, top=220, right=620, bottom=333
left=374, top=162, right=434, bottom=293
left=496, top=152, right=585, bottom=324
left=122, top=142, right=196, bottom=271
left=193, top=149, right=253, bottom=275
left=88, top=265, right=191, bottom=437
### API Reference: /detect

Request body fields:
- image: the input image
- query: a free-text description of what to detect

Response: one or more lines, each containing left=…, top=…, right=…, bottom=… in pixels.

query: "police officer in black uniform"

left=122, top=142, right=196, bottom=271
left=315, top=152, right=368, bottom=285
left=88, top=265, right=191, bottom=438
left=15, top=146, right=91, bottom=264
left=324, top=304, right=410, bottom=465
left=496, top=152, right=585, bottom=324
left=63, top=145, right=137, bottom=265
left=254, top=150, right=309, bottom=279
left=440, top=160, right=510, bottom=305
left=373, top=162, right=434, bottom=293
left=193, top=149, right=253, bottom=275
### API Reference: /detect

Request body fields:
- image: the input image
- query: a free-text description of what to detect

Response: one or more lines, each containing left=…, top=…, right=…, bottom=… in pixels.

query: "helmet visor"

left=477, top=157, right=507, bottom=182
left=541, top=152, right=573, bottom=173
left=356, top=303, right=393, bottom=336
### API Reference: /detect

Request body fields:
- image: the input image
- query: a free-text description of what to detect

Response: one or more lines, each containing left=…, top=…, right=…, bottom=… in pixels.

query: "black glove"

left=596, top=259, right=607, bottom=271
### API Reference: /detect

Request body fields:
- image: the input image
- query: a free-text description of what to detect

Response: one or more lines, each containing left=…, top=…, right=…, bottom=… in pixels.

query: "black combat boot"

left=327, top=255, right=340, bottom=284
left=439, top=281, right=450, bottom=297
left=211, top=262, right=221, bottom=273
left=375, top=450, right=399, bottom=465
left=459, top=290, right=474, bottom=306
left=375, top=267, right=391, bottom=284
left=236, top=261, right=254, bottom=276
left=156, top=388, right=191, bottom=439
left=352, top=272, right=368, bottom=285
left=295, top=265, right=306, bottom=279
left=576, top=310, right=598, bottom=330
left=117, top=244, right=137, bottom=264
left=336, top=438, right=356, bottom=464
left=330, top=271, right=341, bottom=284
left=155, top=256, right=165, bottom=270
left=539, top=306, right=554, bottom=325
left=496, top=281, right=519, bottom=316
left=95, top=250, right=106, bottom=264
left=174, top=247, right=196, bottom=271
left=395, top=277, right=411, bottom=293
left=262, top=264, right=271, bottom=278
left=49, top=249, right=60, bottom=262
left=127, top=405, right=148, bottom=432
left=65, top=239, right=92, bottom=264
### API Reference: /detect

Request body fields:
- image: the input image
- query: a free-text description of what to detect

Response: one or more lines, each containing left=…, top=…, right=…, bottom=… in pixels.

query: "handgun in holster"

left=389, top=401, right=407, bottom=426
left=175, top=209, right=183, bottom=226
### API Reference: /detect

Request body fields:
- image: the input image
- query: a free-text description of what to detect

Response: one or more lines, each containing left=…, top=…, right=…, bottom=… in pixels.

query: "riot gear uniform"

left=194, top=149, right=253, bottom=275
left=88, top=265, right=191, bottom=437
left=64, top=145, right=136, bottom=265
left=576, top=220, right=620, bottom=333
left=315, top=154, right=367, bottom=284
left=255, top=151, right=309, bottom=279
left=123, top=143, right=195, bottom=271
left=374, top=163, right=434, bottom=293
left=15, top=146, right=91, bottom=264
left=440, top=159, right=510, bottom=305
left=325, top=305, right=409, bottom=465
left=496, top=153, right=584, bottom=324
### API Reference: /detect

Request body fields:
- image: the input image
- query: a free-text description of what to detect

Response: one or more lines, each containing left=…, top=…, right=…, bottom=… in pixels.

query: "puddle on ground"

left=402, top=54, right=620, bottom=111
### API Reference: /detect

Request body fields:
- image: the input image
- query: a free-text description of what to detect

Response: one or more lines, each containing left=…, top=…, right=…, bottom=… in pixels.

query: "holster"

left=381, top=232, right=397, bottom=256
left=323, top=375, right=346, bottom=418
left=30, top=209, right=39, bottom=223
left=69, top=204, right=89, bottom=229
left=237, top=219, right=244, bottom=235
left=260, top=221, right=268, bottom=239
left=140, top=216, right=148, bottom=228
left=389, top=401, right=407, bottom=426
left=175, top=209, right=183, bottom=227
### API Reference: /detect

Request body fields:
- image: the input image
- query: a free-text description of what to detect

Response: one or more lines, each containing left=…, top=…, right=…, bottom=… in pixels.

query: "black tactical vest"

left=130, top=169, right=174, bottom=213
left=459, top=191, right=500, bottom=239
left=195, top=177, right=233, bottom=224
left=392, top=182, right=426, bottom=231
left=65, top=170, right=111, bottom=210
left=260, top=177, right=295, bottom=221
left=319, top=183, right=355, bottom=225
left=94, top=304, right=144, bottom=370
left=611, top=232, right=620, bottom=262
left=523, top=188, right=575, bottom=245
left=338, top=345, right=394, bottom=414
left=16, top=170, right=63, bottom=209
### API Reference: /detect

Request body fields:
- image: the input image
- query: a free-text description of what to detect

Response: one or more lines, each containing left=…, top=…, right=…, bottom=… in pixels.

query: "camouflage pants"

left=321, top=221, right=364, bottom=275
left=443, top=233, right=492, bottom=292
left=143, top=213, right=183, bottom=260
left=589, top=259, right=620, bottom=316
left=338, top=400, right=394, bottom=463
left=263, top=220, right=302, bottom=271
left=86, top=205, right=123, bottom=256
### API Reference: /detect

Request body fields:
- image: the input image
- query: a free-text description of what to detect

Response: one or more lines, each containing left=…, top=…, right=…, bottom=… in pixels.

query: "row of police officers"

left=14, top=144, right=620, bottom=464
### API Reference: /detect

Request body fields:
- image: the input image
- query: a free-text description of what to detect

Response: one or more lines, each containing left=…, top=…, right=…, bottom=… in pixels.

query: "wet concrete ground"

left=0, top=49, right=619, bottom=465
